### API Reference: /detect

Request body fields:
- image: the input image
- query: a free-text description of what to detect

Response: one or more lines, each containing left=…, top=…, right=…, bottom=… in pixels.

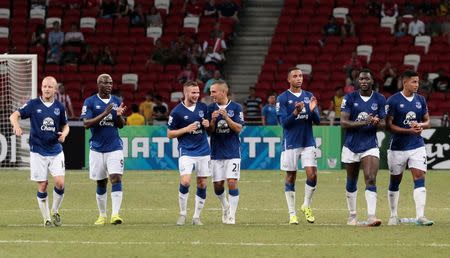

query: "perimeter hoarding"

left=84, top=126, right=342, bottom=170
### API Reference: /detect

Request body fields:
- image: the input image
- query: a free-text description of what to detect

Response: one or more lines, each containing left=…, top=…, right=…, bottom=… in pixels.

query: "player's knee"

left=213, top=182, right=225, bottom=194
left=109, top=174, right=122, bottom=185
left=365, top=177, right=376, bottom=187
left=97, top=179, right=108, bottom=188
left=227, top=179, right=238, bottom=190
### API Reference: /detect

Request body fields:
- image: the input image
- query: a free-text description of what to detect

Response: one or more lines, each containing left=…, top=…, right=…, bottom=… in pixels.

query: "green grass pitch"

left=0, top=169, right=449, bottom=257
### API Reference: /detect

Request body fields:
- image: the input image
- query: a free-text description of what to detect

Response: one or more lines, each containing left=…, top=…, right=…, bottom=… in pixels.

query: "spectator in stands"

left=408, top=14, right=426, bottom=36
left=320, top=16, right=343, bottom=46
left=380, top=62, right=398, bottom=93
left=343, top=52, right=363, bottom=84
left=170, top=33, right=192, bottom=65
left=204, top=0, right=218, bottom=17
left=178, top=64, right=196, bottom=84
left=204, top=70, right=222, bottom=94
left=64, top=23, right=85, bottom=47
left=56, top=84, right=75, bottom=119
left=394, top=16, right=407, bottom=37
left=262, top=93, right=278, bottom=126
left=118, top=0, right=131, bottom=17
left=152, top=95, right=169, bottom=125
left=139, top=92, right=155, bottom=125
left=243, top=87, right=262, bottom=124
left=61, top=48, right=79, bottom=65
left=437, top=0, right=450, bottom=16
left=204, top=46, right=223, bottom=68
left=343, top=14, right=356, bottom=37
left=367, top=0, right=381, bottom=17
left=48, top=21, right=64, bottom=49
left=402, top=1, right=416, bottom=16
left=101, top=0, right=118, bottom=18
left=80, top=45, right=96, bottom=64
left=145, top=39, right=170, bottom=66
left=381, top=0, right=398, bottom=18
left=419, top=1, right=436, bottom=16
left=146, top=6, right=163, bottom=27
left=188, top=43, right=204, bottom=65
left=327, top=87, right=344, bottom=125
left=426, top=16, right=442, bottom=37
left=441, top=14, right=450, bottom=43
left=420, top=73, right=433, bottom=93
left=31, top=24, right=46, bottom=47
left=184, top=0, right=204, bottom=17
left=127, top=104, right=145, bottom=126
left=217, top=0, right=240, bottom=23
left=433, top=69, right=449, bottom=92
left=203, top=31, right=227, bottom=60
left=197, top=65, right=213, bottom=83
left=97, top=45, right=115, bottom=65
left=47, top=45, right=62, bottom=64
left=130, top=4, right=145, bottom=27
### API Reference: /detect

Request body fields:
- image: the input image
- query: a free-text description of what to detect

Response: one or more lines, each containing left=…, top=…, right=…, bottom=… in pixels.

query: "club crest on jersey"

left=227, top=110, right=234, bottom=117
left=41, top=117, right=56, bottom=132
left=353, top=103, right=359, bottom=107
left=183, top=115, right=189, bottom=120
left=198, top=110, right=204, bottom=118
left=303, top=97, right=310, bottom=104
left=37, top=109, right=42, bottom=113
left=288, top=100, right=293, bottom=104
left=54, top=108, right=60, bottom=115
left=371, top=103, right=378, bottom=110
left=400, top=104, right=404, bottom=108
left=95, top=105, right=101, bottom=109
left=415, top=102, right=422, bottom=109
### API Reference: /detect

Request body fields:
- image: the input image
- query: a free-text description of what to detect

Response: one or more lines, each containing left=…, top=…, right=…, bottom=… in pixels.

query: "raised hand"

left=103, top=103, right=114, bottom=116
left=117, top=102, right=127, bottom=116
left=218, top=109, right=228, bottom=118
left=309, top=96, right=317, bottom=111
left=295, top=101, right=304, bottom=113
left=211, top=110, right=220, bottom=120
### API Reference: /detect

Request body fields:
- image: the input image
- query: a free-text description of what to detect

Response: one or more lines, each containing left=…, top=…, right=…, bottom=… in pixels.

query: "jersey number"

left=232, top=163, right=240, bottom=172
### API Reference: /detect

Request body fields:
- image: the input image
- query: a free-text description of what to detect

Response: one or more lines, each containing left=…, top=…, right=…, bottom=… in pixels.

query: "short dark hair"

left=358, top=68, right=373, bottom=78
left=401, top=70, right=418, bottom=80
left=287, top=67, right=301, bottom=77
left=131, top=103, right=139, bottom=113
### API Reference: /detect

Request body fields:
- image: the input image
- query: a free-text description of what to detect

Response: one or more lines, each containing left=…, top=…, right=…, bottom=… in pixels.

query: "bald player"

left=10, top=76, right=70, bottom=227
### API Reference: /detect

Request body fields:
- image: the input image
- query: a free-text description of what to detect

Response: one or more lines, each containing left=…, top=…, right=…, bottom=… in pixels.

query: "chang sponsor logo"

left=403, top=111, right=416, bottom=126
left=40, top=117, right=56, bottom=132
left=99, top=113, right=114, bottom=126
left=216, top=119, right=230, bottom=134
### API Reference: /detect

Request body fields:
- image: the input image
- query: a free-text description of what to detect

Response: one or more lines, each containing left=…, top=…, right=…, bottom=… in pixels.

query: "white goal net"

left=0, top=55, right=37, bottom=168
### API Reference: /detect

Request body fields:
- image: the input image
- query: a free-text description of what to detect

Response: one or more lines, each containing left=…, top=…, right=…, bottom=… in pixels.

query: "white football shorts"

left=211, top=158, right=241, bottom=182
left=178, top=155, right=211, bottom=177
left=30, top=151, right=65, bottom=181
left=89, top=150, right=124, bottom=180
left=388, top=147, right=427, bottom=175
left=341, top=146, right=380, bottom=163
left=280, top=146, right=317, bottom=171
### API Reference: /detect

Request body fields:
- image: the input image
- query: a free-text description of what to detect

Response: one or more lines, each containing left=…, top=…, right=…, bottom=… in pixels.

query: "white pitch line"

left=0, top=240, right=449, bottom=248
left=3, top=207, right=450, bottom=213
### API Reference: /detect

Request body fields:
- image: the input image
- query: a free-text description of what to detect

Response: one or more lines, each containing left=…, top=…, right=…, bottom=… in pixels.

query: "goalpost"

left=0, top=54, right=38, bottom=169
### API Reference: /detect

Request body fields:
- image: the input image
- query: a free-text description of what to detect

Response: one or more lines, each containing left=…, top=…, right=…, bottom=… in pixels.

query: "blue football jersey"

left=80, top=94, right=123, bottom=153
left=340, top=91, right=387, bottom=153
left=18, top=98, right=68, bottom=156
left=168, top=102, right=210, bottom=157
left=207, top=101, right=244, bottom=159
left=276, top=90, right=320, bottom=150
left=262, top=104, right=278, bottom=125
left=386, top=92, right=428, bottom=151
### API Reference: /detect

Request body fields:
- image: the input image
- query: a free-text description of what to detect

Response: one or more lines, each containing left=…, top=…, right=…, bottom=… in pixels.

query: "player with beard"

left=167, top=81, right=211, bottom=226
left=340, top=68, right=386, bottom=226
